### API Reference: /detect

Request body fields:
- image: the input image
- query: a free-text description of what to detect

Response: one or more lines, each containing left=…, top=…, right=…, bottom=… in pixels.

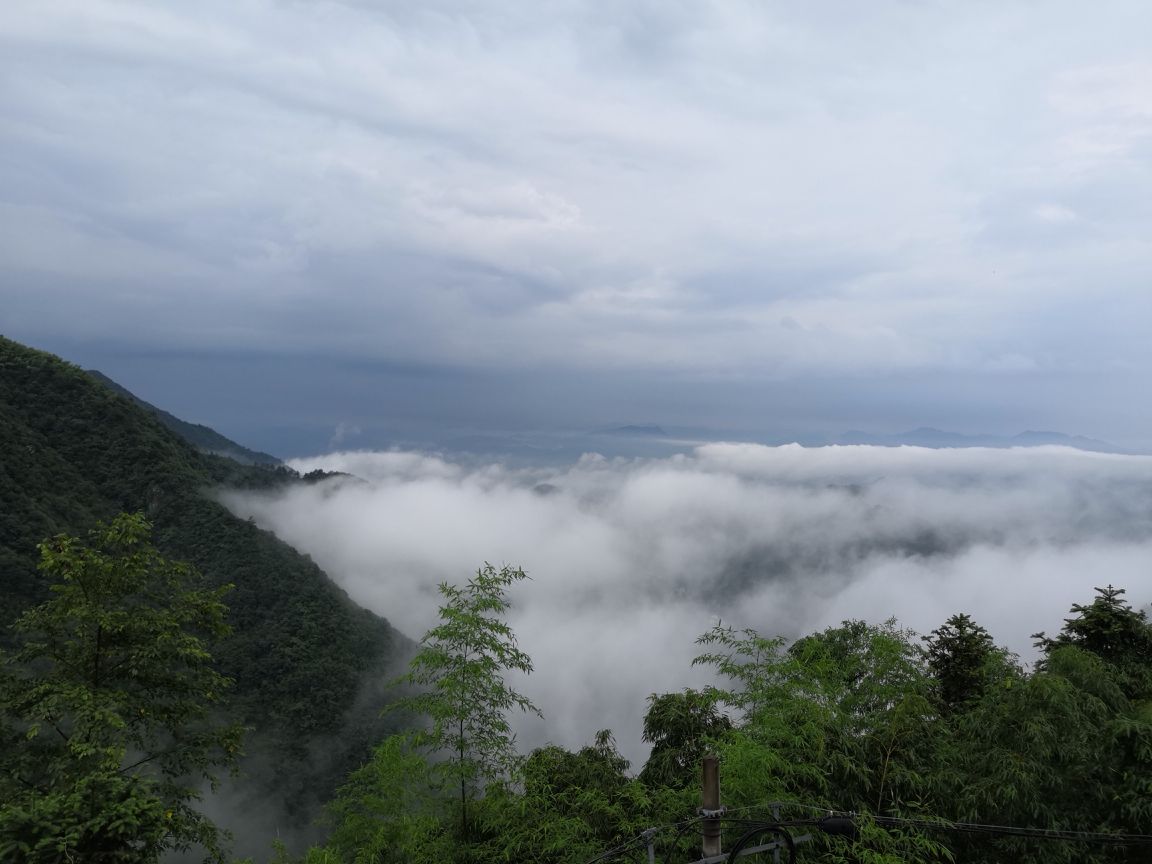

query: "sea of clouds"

left=220, top=443, right=1152, bottom=766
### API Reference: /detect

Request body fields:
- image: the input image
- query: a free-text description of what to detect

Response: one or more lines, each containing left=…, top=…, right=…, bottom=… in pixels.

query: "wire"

left=583, top=817, right=699, bottom=864
left=660, top=816, right=706, bottom=864
left=869, top=814, right=1152, bottom=846
left=583, top=832, right=655, bottom=864
left=726, top=824, right=797, bottom=864
left=770, top=805, right=1152, bottom=846
left=724, top=801, right=1152, bottom=845
left=583, top=797, right=1152, bottom=864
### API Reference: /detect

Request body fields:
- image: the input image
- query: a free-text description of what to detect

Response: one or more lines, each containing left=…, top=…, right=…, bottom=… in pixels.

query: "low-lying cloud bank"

left=220, top=443, right=1152, bottom=765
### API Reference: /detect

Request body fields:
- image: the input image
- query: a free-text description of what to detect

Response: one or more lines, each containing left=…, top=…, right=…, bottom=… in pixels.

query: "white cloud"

left=221, top=443, right=1152, bottom=764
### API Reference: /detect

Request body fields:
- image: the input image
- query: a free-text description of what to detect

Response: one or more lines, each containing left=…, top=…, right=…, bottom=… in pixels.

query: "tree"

left=938, top=645, right=1150, bottom=864
left=694, top=620, right=949, bottom=863
left=390, top=564, right=541, bottom=840
left=639, top=690, right=731, bottom=788
left=923, top=613, right=1000, bottom=712
left=0, top=513, right=243, bottom=863
left=323, top=734, right=447, bottom=864
left=485, top=730, right=648, bottom=859
left=1035, top=585, right=1152, bottom=701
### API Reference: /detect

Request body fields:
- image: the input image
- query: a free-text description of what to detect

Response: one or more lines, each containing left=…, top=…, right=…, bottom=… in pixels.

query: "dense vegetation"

left=85, top=371, right=281, bottom=467
left=0, top=336, right=409, bottom=833
left=0, top=514, right=242, bottom=862
left=290, top=581, right=1152, bottom=864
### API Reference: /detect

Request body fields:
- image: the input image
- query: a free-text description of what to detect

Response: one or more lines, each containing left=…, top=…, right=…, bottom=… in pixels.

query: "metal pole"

left=702, top=755, right=722, bottom=858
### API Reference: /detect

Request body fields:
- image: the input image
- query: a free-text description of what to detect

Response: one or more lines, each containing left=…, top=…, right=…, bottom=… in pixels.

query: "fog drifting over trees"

left=221, top=443, right=1152, bottom=763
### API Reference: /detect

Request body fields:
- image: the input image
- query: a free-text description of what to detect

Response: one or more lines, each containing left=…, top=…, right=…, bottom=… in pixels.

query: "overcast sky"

left=3, top=1, right=1152, bottom=452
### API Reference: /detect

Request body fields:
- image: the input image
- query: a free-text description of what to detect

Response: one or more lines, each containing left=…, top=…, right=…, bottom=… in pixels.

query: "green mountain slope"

left=0, top=335, right=410, bottom=834
left=86, top=368, right=282, bottom=465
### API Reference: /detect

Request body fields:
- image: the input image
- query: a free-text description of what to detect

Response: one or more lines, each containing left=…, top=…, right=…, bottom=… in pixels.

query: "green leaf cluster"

left=296, top=586, right=1152, bottom=864
left=390, top=564, right=542, bottom=840
left=0, top=513, right=242, bottom=863
left=0, top=335, right=408, bottom=828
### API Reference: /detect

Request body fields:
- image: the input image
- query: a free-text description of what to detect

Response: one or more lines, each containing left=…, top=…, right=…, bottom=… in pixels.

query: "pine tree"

left=1035, top=585, right=1152, bottom=700
left=923, top=613, right=997, bottom=712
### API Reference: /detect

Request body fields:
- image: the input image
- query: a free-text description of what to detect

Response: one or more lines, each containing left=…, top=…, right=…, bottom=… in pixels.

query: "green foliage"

left=390, top=564, right=542, bottom=840
left=323, top=734, right=449, bottom=864
left=515, top=731, right=637, bottom=847
left=696, top=619, right=937, bottom=812
left=311, top=567, right=557, bottom=863
left=695, top=619, right=951, bottom=862
left=923, top=613, right=999, bottom=711
left=1035, top=585, right=1152, bottom=701
left=0, top=513, right=242, bottom=863
left=86, top=369, right=282, bottom=466
left=0, top=335, right=407, bottom=833
left=935, top=643, right=1151, bottom=863
left=639, top=689, right=731, bottom=788
left=315, top=728, right=689, bottom=864
left=473, top=730, right=690, bottom=864
left=302, top=586, right=1152, bottom=864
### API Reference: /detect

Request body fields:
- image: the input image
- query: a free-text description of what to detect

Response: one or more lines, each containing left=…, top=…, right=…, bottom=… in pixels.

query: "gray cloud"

left=220, top=443, right=1152, bottom=765
left=4, top=0, right=1152, bottom=397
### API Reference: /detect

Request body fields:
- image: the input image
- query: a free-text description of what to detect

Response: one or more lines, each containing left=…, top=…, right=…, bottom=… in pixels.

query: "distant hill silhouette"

left=834, top=426, right=1123, bottom=453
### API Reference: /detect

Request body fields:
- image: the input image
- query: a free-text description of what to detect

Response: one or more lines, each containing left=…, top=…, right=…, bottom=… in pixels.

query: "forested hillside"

left=86, top=369, right=281, bottom=466
left=0, top=336, right=410, bottom=830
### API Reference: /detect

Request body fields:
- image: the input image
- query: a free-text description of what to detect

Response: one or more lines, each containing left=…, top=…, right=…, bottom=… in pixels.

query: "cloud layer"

left=4, top=2, right=1152, bottom=388
left=221, top=443, right=1152, bottom=764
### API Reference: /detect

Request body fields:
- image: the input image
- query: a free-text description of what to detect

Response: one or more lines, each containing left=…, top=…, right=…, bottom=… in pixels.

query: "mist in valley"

left=221, top=442, right=1152, bottom=767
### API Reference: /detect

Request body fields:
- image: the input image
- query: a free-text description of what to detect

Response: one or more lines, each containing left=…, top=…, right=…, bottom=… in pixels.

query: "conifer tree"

left=923, top=613, right=998, bottom=711
left=1035, top=585, right=1152, bottom=700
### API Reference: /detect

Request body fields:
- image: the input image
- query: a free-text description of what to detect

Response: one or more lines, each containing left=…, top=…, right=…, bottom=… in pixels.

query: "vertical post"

left=771, top=805, right=781, bottom=864
left=702, top=754, right=721, bottom=858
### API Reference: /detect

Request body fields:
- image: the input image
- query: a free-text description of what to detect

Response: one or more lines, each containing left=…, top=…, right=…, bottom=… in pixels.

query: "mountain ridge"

left=0, top=335, right=411, bottom=848
left=86, top=369, right=282, bottom=465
